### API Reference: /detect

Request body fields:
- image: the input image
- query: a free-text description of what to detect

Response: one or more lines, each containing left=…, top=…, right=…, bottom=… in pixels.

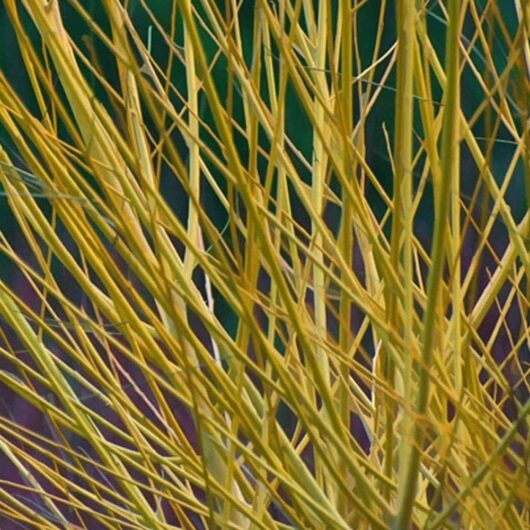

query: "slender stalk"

left=393, top=0, right=463, bottom=526
left=385, top=0, right=416, bottom=502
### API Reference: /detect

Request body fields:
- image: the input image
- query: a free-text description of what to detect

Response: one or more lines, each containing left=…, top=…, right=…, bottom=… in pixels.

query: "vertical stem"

left=311, top=0, right=334, bottom=501
left=393, top=0, right=462, bottom=527
left=337, top=0, right=353, bottom=515
left=385, top=0, right=416, bottom=499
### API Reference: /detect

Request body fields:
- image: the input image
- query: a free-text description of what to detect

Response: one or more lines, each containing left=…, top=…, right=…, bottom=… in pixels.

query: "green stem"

left=393, top=0, right=462, bottom=527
